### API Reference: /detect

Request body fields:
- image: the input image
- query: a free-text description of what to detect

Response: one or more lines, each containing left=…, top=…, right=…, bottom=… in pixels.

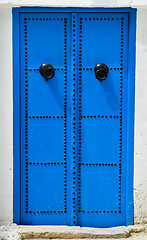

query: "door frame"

left=13, top=7, right=136, bottom=225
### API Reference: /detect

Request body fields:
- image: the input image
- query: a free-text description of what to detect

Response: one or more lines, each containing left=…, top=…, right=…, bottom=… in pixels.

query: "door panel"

left=26, top=14, right=66, bottom=116
left=81, top=118, right=119, bottom=164
left=80, top=13, right=128, bottom=116
left=28, top=70, right=64, bottom=116
left=28, top=119, right=64, bottom=163
left=28, top=164, right=65, bottom=211
left=20, top=13, right=72, bottom=225
left=81, top=14, right=123, bottom=67
left=77, top=13, right=128, bottom=227
left=80, top=164, right=118, bottom=210
left=81, top=70, right=120, bottom=115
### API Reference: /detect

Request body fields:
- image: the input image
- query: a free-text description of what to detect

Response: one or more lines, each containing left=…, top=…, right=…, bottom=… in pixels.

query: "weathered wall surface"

left=0, top=0, right=134, bottom=7
left=0, top=7, right=13, bottom=225
left=134, top=10, right=147, bottom=224
left=0, top=0, right=147, bottom=8
left=0, top=1, right=146, bottom=225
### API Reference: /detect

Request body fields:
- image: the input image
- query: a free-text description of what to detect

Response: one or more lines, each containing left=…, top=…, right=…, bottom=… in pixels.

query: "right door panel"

left=77, top=13, right=128, bottom=227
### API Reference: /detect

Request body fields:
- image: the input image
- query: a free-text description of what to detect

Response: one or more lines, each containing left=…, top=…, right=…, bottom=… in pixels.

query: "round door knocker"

left=94, top=63, right=109, bottom=82
left=39, top=63, right=55, bottom=80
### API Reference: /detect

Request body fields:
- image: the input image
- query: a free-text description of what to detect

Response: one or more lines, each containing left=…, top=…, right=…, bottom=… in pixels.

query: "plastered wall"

left=134, top=10, right=147, bottom=224
left=0, top=6, right=13, bottom=225
left=0, top=3, right=146, bottom=225
left=0, top=0, right=147, bottom=8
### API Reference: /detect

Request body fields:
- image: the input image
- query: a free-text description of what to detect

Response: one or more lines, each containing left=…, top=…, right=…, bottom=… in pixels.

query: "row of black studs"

left=78, top=17, right=83, bottom=214
left=28, top=162, right=117, bottom=166
left=80, top=163, right=117, bottom=166
left=28, top=210, right=66, bottom=214
left=28, top=67, right=121, bottom=71
left=64, top=18, right=67, bottom=212
left=118, top=17, right=124, bottom=214
left=80, top=115, right=120, bottom=119
left=28, top=115, right=120, bottom=119
left=28, top=116, right=64, bottom=119
left=29, top=68, right=64, bottom=71
left=27, top=209, right=118, bottom=214
left=78, top=210, right=118, bottom=213
left=80, top=67, right=122, bottom=71
left=27, top=17, right=121, bottom=21
left=28, top=18, right=66, bottom=21
left=24, top=18, right=29, bottom=214
left=28, top=162, right=66, bottom=165
left=72, top=15, right=77, bottom=225
left=83, top=17, right=120, bottom=21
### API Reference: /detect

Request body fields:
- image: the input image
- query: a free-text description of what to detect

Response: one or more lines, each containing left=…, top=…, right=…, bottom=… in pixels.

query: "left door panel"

left=20, top=13, right=71, bottom=225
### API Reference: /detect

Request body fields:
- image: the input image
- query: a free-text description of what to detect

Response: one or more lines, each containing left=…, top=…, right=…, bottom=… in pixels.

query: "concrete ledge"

left=1, top=224, right=146, bottom=239
left=19, top=225, right=130, bottom=239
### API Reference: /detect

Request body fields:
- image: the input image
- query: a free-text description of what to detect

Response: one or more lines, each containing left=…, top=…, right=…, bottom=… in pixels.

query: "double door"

left=16, top=9, right=135, bottom=227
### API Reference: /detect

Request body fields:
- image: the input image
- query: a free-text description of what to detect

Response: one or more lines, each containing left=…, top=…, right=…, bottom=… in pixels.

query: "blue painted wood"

left=126, top=10, right=137, bottom=226
left=77, top=13, right=128, bottom=227
left=13, top=9, right=21, bottom=224
left=14, top=7, right=135, bottom=13
left=13, top=8, right=136, bottom=227
left=19, top=13, right=72, bottom=225
left=71, top=13, right=78, bottom=226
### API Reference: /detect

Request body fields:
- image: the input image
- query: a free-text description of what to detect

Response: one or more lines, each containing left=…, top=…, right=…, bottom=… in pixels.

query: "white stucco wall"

left=0, top=1, right=146, bottom=225
left=0, top=6, right=13, bottom=225
left=134, top=10, right=147, bottom=224
left=0, top=0, right=147, bottom=8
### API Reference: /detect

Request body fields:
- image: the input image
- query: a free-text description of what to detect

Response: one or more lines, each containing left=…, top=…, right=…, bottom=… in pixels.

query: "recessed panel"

left=81, top=118, right=120, bottom=164
left=27, top=13, right=67, bottom=67
left=81, top=70, right=120, bottom=116
left=28, top=118, right=64, bottom=163
left=28, top=164, right=65, bottom=212
left=28, top=70, right=64, bottom=116
left=80, top=13, right=125, bottom=67
left=80, top=164, right=119, bottom=211
left=20, top=12, right=71, bottom=225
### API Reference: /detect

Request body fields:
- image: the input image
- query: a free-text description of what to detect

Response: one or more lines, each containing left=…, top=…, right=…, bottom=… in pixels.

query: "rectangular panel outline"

left=20, top=15, right=68, bottom=217
left=77, top=13, right=128, bottom=215
left=79, top=163, right=119, bottom=213
left=13, top=7, right=136, bottom=226
left=27, top=162, right=65, bottom=214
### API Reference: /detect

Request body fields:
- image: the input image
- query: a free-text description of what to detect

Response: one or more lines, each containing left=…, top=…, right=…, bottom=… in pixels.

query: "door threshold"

left=19, top=225, right=130, bottom=239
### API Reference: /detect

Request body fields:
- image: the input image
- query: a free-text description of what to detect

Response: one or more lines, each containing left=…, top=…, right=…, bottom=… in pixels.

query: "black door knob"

left=39, top=63, right=55, bottom=80
left=94, top=63, right=109, bottom=82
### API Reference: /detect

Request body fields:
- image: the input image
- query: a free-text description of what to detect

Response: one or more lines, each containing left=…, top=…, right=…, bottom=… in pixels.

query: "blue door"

left=14, top=9, right=136, bottom=227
